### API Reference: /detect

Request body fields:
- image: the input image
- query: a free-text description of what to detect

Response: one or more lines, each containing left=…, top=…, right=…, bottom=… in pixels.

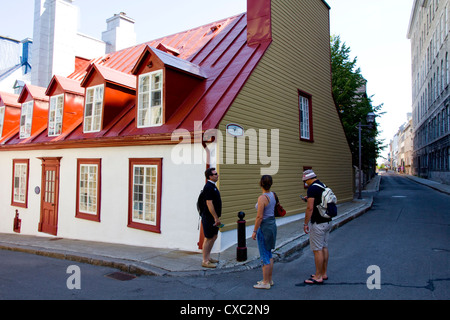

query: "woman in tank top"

left=252, top=175, right=277, bottom=289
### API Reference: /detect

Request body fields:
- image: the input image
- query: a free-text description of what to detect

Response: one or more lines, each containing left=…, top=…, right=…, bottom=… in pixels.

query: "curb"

left=404, top=175, right=450, bottom=196
left=0, top=200, right=374, bottom=278
left=197, top=197, right=374, bottom=278
left=275, top=198, right=373, bottom=261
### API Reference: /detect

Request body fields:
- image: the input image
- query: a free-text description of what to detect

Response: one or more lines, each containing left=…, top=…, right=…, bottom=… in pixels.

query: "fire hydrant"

left=13, top=210, right=21, bottom=233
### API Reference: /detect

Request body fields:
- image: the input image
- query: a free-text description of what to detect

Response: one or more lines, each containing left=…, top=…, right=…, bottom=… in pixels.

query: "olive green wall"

left=217, top=0, right=353, bottom=228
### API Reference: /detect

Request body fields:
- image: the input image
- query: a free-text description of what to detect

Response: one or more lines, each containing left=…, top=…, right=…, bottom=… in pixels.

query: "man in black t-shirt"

left=201, top=168, right=222, bottom=268
left=302, top=169, right=332, bottom=285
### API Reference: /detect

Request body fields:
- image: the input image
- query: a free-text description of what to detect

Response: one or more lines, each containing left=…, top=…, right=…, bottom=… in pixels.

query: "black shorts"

left=201, top=213, right=219, bottom=239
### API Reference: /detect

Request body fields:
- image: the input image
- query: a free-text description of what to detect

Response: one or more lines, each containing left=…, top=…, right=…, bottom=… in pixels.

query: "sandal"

left=304, top=278, right=324, bottom=285
left=311, top=275, right=328, bottom=281
left=258, top=280, right=274, bottom=286
left=202, top=261, right=217, bottom=268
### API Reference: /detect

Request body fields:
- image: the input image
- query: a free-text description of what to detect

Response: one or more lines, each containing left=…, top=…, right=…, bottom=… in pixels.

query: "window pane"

left=152, top=73, right=162, bottom=90
left=84, top=86, right=104, bottom=132
left=132, top=165, right=158, bottom=225
left=140, top=75, right=149, bottom=92
left=13, top=163, right=27, bottom=203
left=152, top=91, right=161, bottom=106
left=79, top=164, right=98, bottom=215
left=151, top=105, right=162, bottom=125
left=20, top=101, right=33, bottom=139
left=138, top=71, right=163, bottom=128
left=299, top=95, right=310, bottom=140
left=49, top=95, right=64, bottom=136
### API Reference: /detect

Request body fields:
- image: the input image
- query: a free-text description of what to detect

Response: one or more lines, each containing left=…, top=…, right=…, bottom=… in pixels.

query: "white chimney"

left=102, top=12, right=137, bottom=54
left=32, top=0, right=78, bottom=87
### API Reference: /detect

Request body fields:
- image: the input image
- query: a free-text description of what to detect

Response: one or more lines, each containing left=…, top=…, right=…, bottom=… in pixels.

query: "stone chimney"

left=102, top=12, right=137, bottom=54
left=247, top=0, right=272, bottom=46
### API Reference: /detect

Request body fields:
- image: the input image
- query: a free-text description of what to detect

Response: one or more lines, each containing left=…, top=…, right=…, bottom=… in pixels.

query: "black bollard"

left=236, top=211, right=247, bottom=262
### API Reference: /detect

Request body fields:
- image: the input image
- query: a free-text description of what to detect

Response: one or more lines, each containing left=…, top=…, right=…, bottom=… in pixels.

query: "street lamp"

left=358, top=112, right=376, bottom=199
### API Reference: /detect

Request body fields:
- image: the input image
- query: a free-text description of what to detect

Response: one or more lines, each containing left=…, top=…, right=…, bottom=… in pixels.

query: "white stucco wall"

left=0, top=143, right=209, bottom=252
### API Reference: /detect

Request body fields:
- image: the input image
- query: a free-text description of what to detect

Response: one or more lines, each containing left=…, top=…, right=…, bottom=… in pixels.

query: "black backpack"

left=197, top=190, right=206, bottom=216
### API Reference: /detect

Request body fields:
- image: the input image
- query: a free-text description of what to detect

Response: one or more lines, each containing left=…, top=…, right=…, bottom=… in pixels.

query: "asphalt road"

left=0, top=173, right=449, bottom=303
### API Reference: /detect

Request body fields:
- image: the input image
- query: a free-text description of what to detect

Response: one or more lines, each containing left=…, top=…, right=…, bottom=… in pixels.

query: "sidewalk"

left=0, top=176, right=381, bottom=277
left=403, top=174, right=450, bottom=195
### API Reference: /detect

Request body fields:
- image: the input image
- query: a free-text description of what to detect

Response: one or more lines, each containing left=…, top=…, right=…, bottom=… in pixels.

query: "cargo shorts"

left=309, top=222, right=332, bottom=251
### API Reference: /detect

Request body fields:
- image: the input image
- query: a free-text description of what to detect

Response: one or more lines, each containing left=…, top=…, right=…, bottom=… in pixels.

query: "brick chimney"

left=247, top=0, right=272, bottom=46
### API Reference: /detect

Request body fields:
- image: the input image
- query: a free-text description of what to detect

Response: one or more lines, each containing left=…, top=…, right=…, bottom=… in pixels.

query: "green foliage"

left=331, top=35, right=385, bottom=171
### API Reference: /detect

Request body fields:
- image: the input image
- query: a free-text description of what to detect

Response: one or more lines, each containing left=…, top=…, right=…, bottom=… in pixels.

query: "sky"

left=0, top=0, right=414, bottom=161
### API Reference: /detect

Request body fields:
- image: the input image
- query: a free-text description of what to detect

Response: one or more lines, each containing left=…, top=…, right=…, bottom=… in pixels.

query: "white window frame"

left=12, top=160, right=29, bottom=207
left=83, top=84, right=104, bottom=133
left=0, top=106, right=5, bottom=138
left=48, top=94, right=64, bottom=137
left=20, top=101, right=34, bottom=139
left=299, top=95, right=311, bottom=140
left=78, top=164, right=99, bottom=215
left=137, top=70, right=163, bottom=128
left=131, top=164, right=158, bottom=226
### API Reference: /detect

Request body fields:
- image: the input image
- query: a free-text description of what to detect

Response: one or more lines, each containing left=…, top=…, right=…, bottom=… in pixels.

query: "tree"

left=330, top=35, right=385, bottom=173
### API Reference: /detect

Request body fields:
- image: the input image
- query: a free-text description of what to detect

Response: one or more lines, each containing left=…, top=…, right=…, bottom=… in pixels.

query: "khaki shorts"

left=309, top=222, right=332, bottom=251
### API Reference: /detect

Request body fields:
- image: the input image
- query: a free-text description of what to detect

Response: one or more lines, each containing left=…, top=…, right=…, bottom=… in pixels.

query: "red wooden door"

left=38, top=158, right=61, bottom=236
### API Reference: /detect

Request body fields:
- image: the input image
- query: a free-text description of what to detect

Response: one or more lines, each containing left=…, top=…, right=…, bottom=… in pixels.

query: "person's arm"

left=303, top=197, right=314, bottom=234
left=252, top=195, right=266, bottom=240
left=206, top=200, right=221, bottom=226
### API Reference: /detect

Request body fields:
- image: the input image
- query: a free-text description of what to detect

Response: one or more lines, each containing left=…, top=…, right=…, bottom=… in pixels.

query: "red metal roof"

left=18, top=84, right=49, bottom=103
left=136, top=47, right=207, bottom=79
left=1, top=10, right=272, bottom=149
left=46, top=75, right=84, bottom=96
left=0, top=91, right=21, bottom=108
left=81, top=63, right=136, bottom=90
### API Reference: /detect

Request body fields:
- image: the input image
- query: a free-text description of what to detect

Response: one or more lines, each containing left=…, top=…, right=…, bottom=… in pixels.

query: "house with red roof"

left=0, top=0, right=353, bottom=252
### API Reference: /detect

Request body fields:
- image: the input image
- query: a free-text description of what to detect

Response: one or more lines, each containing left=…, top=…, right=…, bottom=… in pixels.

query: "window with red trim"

left=76, top=159, right=102, bottom=222
left=299, top=90, right=314, bottom=142
left=11, top=159, right=29, bottom=208
left=128, top=158, right=162, bottom=233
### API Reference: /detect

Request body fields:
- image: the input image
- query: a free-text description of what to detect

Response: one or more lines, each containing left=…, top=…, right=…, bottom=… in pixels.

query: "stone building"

left=408, top=0, right=450, bottom=184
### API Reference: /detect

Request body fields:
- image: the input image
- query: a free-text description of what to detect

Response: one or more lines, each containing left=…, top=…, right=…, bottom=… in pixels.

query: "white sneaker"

left=257, top=280, right=274, bottom=286
left=253, top=282, right=271, bottom=289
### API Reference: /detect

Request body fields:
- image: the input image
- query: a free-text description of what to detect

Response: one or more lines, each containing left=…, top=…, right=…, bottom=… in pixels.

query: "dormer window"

left=20, top=101, right=33, bottom=139
left=84, top=85, right=104, bottom=133
left=48, top=94, right=64, bottom=136
left=132, top=46, right=206, bottom=129
left=138, top=70, right=163, bottom=127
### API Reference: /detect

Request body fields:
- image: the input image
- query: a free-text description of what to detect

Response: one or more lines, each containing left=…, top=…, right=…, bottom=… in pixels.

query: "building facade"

left=0, top=0, right=353, bottom=252
left=389, top=114, right=413, bottom=174
left=408, top=0, right=450, bottom=184
left=0, top=36, right=32, bottom=93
